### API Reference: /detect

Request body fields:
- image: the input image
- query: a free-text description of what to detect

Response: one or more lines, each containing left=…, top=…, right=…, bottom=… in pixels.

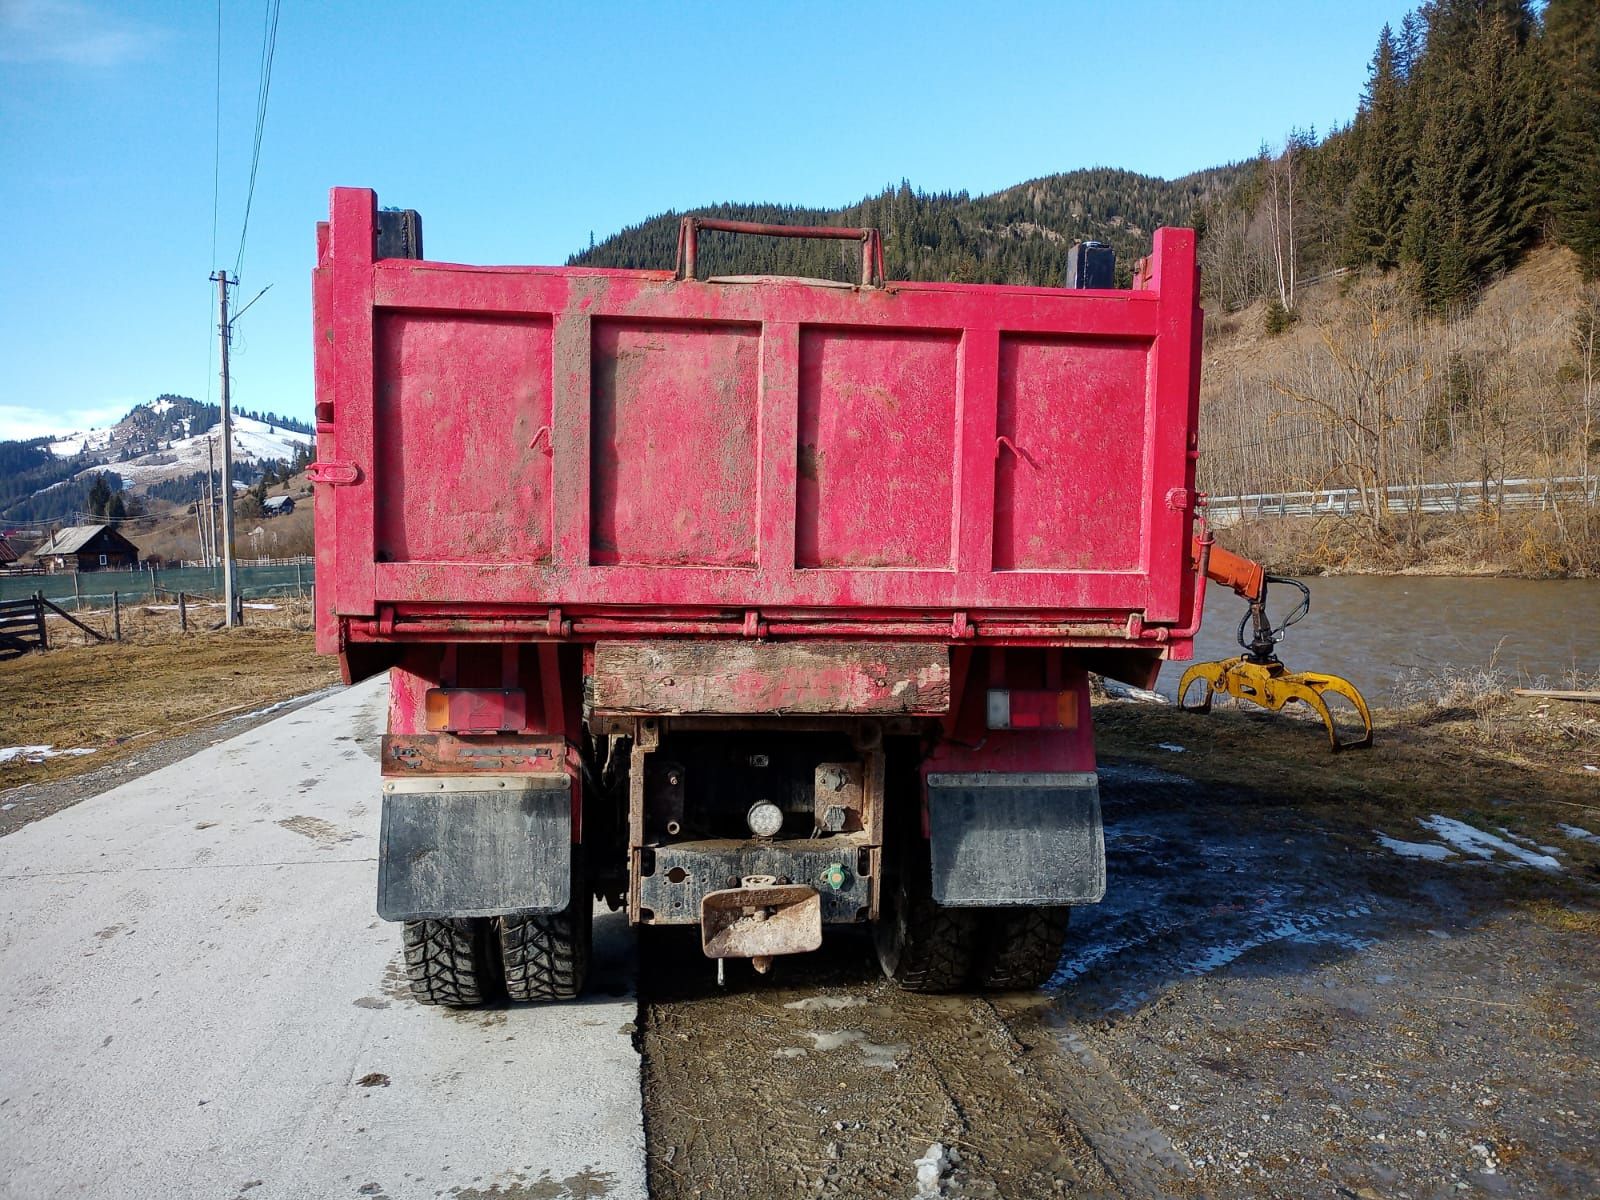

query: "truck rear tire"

left=497, top=853, right=592, bottom=1002
left=402, top=918, right=498, bottom=1007
left=874, top=837, right=977, bottom=993
left=973, top=906, right=1072, bottom=991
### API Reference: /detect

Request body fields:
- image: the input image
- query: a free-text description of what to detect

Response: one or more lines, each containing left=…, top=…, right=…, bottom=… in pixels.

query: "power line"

left=230, top=283, right=273, bottom=324
left=209, top=0, right=222, bottom=271
left=204, top=0, right=222, bottom=411
left=234, top=0, right=282, bottom=281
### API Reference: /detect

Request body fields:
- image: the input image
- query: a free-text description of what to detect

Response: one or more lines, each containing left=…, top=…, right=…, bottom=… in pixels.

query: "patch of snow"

left=48, top=427, right=115, bottom=457
left=1100, top=679, right=1169, bottom=704
left=1557, top=823, right=1597, bottom=843
left=1419, top=815, right=1562, bottom=871
left=1157, top=742, right=1186, bottom=753
left=1055, top=898, right=1376, bottom=994
left=221, top=686, right=339, bottom=726
left=223, top=696, right=299, bottom=723
left=914, top=1142, right=956, bottom=1197
left=1184, top=907, right=1377, bottom=976
left=241, top=602, right=278, bottom=611
left=0, top=745, right=97, bottom=765
left=1497, top=826, right=1564, bottom=856
left=1375, top=833, right=1457, bottom=861
left=806, top=1029, right=903, bottom=1070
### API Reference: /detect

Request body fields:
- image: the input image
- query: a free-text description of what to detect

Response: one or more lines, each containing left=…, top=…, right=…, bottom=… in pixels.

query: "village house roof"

left=31, top=524, right=137, bottom=558
left=0, top=535, right=17, bottom=564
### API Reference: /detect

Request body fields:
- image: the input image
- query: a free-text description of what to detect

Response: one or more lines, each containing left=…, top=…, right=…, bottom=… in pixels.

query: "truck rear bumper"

left=636, top=836, right=875, bottom=925
left=377, top=775, right=572, bottom=921
left=925, top=771, right=1105, bottom=906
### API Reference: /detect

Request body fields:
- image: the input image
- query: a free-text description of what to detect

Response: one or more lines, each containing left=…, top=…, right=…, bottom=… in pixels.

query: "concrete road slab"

left=0, top=677, right=646, bottom=1200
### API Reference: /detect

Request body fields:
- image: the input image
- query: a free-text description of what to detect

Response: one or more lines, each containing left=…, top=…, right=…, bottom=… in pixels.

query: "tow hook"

left=701, top=874, right=823, bottom=979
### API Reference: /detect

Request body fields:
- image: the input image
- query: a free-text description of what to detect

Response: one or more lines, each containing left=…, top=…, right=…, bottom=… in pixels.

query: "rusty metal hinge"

left=307, top=460, right=361, bottom=486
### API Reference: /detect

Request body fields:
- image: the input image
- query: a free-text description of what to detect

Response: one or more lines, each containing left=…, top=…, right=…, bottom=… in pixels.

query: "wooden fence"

left=0, top=594, right=47, bottom=660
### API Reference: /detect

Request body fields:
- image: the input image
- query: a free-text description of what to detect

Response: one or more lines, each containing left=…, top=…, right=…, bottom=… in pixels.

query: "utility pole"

left=204, top=437, right=217, bottom=568
left=212, top=271, right=239, bottom=626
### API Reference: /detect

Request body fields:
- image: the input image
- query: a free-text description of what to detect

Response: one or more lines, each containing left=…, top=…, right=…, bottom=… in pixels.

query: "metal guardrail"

left=1206, top=476, right=1600, bottom=527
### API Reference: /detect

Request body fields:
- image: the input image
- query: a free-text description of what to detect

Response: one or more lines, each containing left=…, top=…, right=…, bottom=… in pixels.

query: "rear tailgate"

left=312, top=188, right=1202, bottom=651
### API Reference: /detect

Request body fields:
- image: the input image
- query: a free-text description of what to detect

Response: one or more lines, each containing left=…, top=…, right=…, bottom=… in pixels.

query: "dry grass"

left=1518, top=899, right=1600, bottom=934
left=1393, top=664, right=1600, bottom=753
left=1220, top=510, right=1600, bottom=579
left=38, top=593, right=315, bottom=648
left=0, top=615, right=340, bottom=791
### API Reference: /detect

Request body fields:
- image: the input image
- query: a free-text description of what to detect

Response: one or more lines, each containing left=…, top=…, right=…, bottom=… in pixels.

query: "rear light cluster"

left=985, top=689, right=1079, bottom=730
left=424, top=688, right=526, bottom=735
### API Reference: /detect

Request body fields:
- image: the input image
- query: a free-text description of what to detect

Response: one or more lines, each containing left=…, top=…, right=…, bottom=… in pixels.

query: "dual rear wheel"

left=401, top=853, right=592, bottom=1007
left=400, top=842, right=1068, bottom=1004
left=873, top=834, right=1073, bottom=993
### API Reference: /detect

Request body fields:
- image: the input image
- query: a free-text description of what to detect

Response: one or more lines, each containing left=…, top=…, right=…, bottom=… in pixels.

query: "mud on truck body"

left=311, top=188, right=1210, bottom=1004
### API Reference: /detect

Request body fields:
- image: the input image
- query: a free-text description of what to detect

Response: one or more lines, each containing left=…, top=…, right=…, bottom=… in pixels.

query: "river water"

left=1157, top=576, right=1600, bottom=705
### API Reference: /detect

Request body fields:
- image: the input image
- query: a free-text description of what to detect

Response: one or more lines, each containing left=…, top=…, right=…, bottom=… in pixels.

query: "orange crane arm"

left=1180, top=534, right=1373, bottom=750
left=1191, top=534, right=1265, bottom=603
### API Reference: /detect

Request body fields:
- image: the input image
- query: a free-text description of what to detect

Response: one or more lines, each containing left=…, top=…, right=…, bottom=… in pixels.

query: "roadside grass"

left=1219, top=510, right=1600, bottom=580
left=0, top=614, right=339, bottom=792
left=34, top=591, right=315, bottom=647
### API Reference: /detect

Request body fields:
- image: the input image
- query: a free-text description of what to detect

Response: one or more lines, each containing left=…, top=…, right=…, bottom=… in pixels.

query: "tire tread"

left=498, top=902, right=590, bottom=1002
left=975, top=906, right=1072, bottom=991
left=402, top=918, right=495, bottom=1007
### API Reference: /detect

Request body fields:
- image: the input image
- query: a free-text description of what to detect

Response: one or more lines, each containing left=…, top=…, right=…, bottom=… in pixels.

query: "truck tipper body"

left=312, top=188, right=1208, bottom=1002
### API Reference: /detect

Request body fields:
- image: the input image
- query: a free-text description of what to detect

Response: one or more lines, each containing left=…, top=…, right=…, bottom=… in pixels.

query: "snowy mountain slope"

left=36, top=399, right=311, bottom=491
left=47, top=427, right=116, bottom=457
left=2, top=397, right=314, bottom=522
left=102, top=413, right=312, bottom=487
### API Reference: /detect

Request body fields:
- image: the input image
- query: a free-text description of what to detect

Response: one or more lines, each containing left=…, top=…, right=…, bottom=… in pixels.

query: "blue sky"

left=0, top=0, right=1409, bottom=438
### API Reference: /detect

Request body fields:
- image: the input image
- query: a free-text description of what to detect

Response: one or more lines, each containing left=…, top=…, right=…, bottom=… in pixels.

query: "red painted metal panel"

left=375, top=314, right=554, bottom=563
left=311, top=221, right=338, bottom=655
left=315, top=189, right=1205, bottom=657
left=591, top=320, right=761, bottom=566
left=796, top=329, right=958, bottom=569
left=995, top=335, right=1149, bottom=571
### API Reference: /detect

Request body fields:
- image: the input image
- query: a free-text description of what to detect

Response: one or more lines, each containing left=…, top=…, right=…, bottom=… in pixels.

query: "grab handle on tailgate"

left=675, top=216, right=885, bottom=287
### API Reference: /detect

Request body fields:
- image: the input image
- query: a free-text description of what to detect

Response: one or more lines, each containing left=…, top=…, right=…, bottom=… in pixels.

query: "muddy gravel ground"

left=639, top=763, right=1600, bottom=1199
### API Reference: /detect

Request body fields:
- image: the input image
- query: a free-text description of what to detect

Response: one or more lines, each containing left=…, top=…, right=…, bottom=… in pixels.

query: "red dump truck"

left=311, top=188, right=1210, bottom=1005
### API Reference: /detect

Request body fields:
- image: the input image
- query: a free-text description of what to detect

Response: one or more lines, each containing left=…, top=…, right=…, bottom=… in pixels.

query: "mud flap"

left=924, top=772, right=1105, bottom=906
left=377, top=775, right=571, bottom=921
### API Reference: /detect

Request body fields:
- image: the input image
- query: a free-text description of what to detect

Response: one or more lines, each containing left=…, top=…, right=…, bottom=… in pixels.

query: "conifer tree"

left=1544, top=0, right=1600, bottom=277
left=1346, top=25, right=1412, bottom=268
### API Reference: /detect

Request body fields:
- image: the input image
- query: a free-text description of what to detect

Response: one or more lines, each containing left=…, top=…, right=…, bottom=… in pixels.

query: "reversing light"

left=986, top=689, right=1079, bottom=731
left=746, top=800, right=784, bottom=838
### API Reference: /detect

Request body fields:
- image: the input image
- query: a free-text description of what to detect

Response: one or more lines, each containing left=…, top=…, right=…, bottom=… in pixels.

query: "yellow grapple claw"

left=1178, top=656, right=1374, bottom=752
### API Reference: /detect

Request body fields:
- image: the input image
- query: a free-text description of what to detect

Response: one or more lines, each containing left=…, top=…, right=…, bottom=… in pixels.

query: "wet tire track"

left=639, top=931, right=1189, bottom=1199
left=640, top=766, right=1600, bottom=1197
